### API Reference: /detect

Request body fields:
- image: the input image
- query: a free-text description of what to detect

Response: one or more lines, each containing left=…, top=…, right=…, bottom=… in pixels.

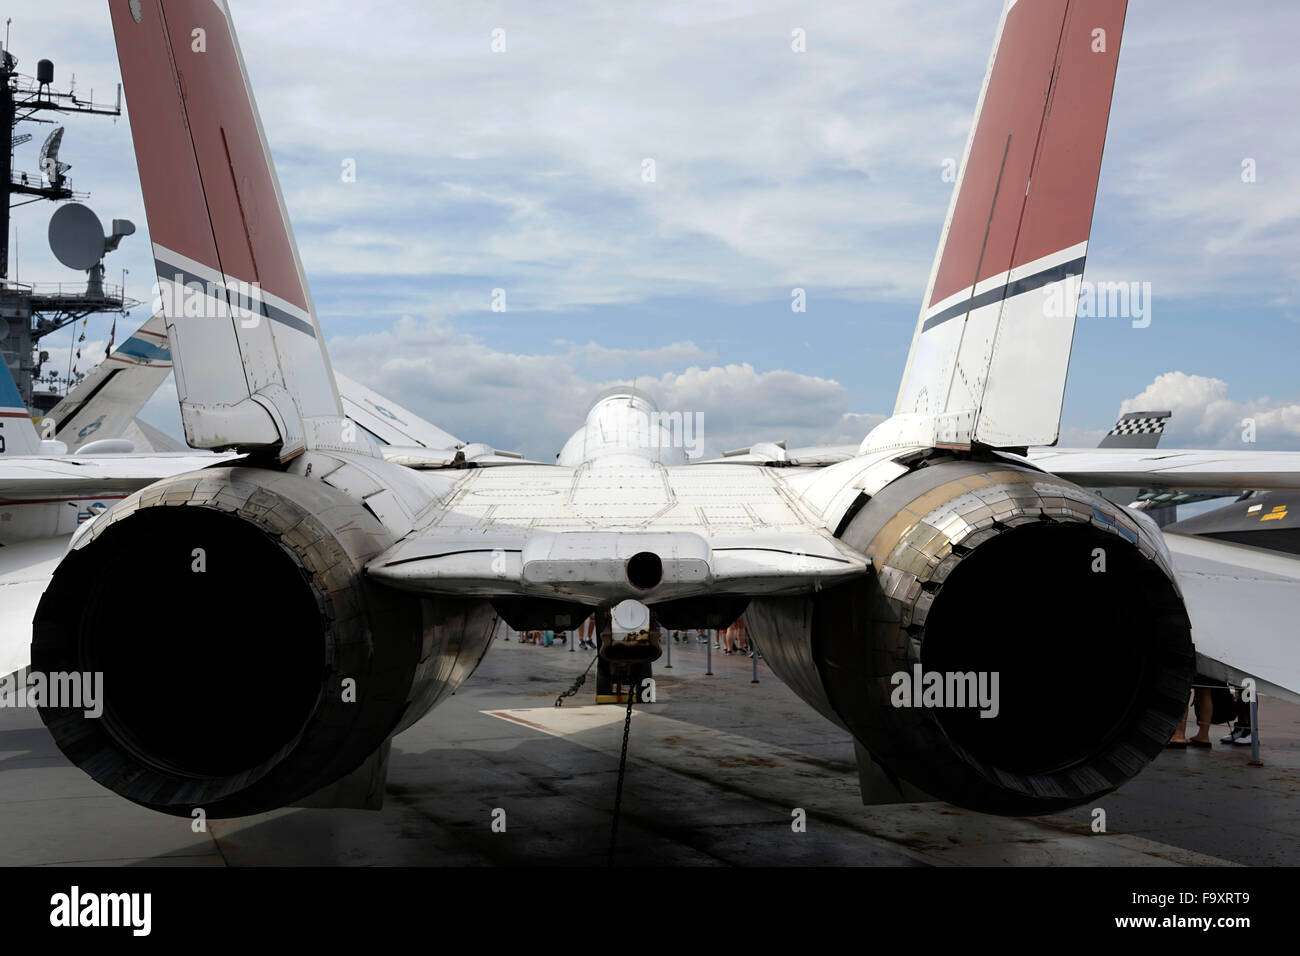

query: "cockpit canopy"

left=557, top=386, right=689, bottom=467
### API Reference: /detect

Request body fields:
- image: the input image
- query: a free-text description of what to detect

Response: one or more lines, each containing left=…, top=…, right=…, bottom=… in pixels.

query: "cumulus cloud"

left=29, top=1, right=1300, bottom=460
left=29, top=0, right=1300, bottom=321
left=1120, top=371, right=1300, bottom=449
left=326, top=314, right=880, bottom=458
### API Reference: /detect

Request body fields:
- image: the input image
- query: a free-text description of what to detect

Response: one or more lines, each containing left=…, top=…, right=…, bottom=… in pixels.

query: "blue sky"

left=10, top=0, right=1300, bottom=458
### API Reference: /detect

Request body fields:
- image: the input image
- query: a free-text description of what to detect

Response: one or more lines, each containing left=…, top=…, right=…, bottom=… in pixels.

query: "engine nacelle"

left=31, top=466, right=496, bottom=818
left=752, top=459, right=1194, bottom=815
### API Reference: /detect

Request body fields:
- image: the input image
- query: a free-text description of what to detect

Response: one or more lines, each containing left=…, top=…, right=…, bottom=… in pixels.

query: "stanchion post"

left=1249, top=697, right=1262, bottom=765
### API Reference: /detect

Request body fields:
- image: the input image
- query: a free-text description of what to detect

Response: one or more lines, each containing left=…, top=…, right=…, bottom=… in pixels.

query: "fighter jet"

left=8, top=0, right=1300, bottom=820
left=1166, top=493, right=1300, bottom=555
left=0, top=314, right=219, bottom=546
left=42, top=311, right=177, bottom=455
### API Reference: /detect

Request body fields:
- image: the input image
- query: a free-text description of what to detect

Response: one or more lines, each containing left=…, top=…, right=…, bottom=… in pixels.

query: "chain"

left=607, top=686, right=635, bottom=866
left=555, top=652, right=599, bottom=707
left=553, top=649, right=636, bottom=864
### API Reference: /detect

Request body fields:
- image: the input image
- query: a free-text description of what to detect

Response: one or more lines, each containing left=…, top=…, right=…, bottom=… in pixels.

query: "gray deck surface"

left=1, top=636, right=1294, bottom=866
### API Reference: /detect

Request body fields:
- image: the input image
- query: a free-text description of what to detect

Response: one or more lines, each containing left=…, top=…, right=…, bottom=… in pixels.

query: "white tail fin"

left=109, top=0, right=368, bottom=460
left=0, top=359, right=40, bottom=457
left=335, top=373, right=464, bottom=451
left=893, top=0, right=1129, bottom=449
left=42, top=312, right=173, bottom=451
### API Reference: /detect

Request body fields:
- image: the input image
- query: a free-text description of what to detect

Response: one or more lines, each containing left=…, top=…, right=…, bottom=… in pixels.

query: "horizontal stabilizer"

left=1025, top=447, right=1300, bottom=491
left=1166, top=532, right=1300, bottom=704
left=335, top=373, right=462, bottom=450
left=0, top=452, right=225, bottom=498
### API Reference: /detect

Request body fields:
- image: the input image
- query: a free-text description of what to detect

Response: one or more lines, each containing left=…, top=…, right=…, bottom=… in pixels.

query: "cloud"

left=34, top=336, right=110, bottom=393
left=1053, top=423, right=1110, bottom=450
left=1120, top=371, right=1300, bottom=449
left=327, top=314, right=879, bottom=458
left=27, top=1, right=1300, bottom=462
left=14, top=2, right=1300, bottom=316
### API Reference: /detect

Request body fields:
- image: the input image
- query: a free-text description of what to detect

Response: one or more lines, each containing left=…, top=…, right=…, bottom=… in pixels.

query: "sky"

left=8, top=0, right=1300, bottom=460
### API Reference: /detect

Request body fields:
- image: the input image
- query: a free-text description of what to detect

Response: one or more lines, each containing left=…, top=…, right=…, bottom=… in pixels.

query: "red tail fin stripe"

left=111, top=0, right=311, bottom=314
left=920, top=239, right=1092, bottom=325
left=928, top=0, right=1126, bottom=309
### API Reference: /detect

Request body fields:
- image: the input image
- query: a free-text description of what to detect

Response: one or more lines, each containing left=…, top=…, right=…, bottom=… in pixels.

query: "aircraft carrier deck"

left=1, top=635, right=1296, bottom=867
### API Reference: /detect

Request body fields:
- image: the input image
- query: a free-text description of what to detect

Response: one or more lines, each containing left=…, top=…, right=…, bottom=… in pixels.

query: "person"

left=576, top=616, right=597, bottom=650
left=1220, top=688, right=1255, bottom=745
left=1168, top=674, right=1229, bottom=748
left=731, top=616, right=754, bottom=658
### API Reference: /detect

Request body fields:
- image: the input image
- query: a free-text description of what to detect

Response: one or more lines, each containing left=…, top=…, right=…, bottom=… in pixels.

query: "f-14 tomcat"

left=10, top=0, right=1299, bottom=820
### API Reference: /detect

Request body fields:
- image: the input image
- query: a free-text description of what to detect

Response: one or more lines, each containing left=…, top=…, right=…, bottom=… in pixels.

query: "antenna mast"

left=1, top=26, right=138, bottom=414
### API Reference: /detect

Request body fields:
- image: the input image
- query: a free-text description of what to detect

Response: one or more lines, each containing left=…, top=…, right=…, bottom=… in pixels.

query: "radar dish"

left=49, top=203, right=106, bottom=272
left=39, top=127, right=70, bottom=187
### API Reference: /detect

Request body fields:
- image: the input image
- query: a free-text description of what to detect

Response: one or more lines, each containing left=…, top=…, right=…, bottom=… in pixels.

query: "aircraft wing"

left=1165, top=531, right=1300, bottom=705
left=0, top=534, right=71, bottom=678
left=0, top=452, right=226, bottom=498
left=1024, top=447, right=1300, bottom=491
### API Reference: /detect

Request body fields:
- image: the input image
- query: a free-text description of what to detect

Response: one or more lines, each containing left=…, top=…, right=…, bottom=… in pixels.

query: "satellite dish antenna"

left=48, top=203, right=106, bottom=271
left=39, top=126, right=70, bottom=188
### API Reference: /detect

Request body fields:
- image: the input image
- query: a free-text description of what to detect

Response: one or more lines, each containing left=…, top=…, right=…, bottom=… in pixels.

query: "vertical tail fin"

left=0, top=359, right=40, bottom=457
left=893, top=0, right=1129, bottom=449
left=109, top=0, right=366, bottom=459
left=42, top=311, right=174, bottom=451
left=1098, top=410, right=1171, bottom=450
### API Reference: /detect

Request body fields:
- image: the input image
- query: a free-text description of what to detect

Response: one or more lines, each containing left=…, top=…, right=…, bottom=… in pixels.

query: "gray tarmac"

left=0, top=635, right=1295, bottom=866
